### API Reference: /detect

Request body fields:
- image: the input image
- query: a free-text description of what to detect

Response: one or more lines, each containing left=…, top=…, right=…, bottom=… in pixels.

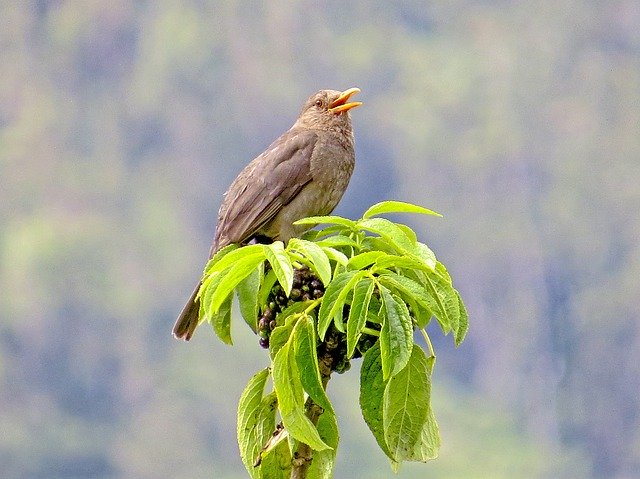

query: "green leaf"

left=411, top=242, right=437, bottom=271
left=294, top=316, right=333, bottom=414
left=202, top=243, right=239, bottom=276
left=320, top=246, right=349, bottom=266
left=204, top=244, right=264, bottom=276
left=454, top=290, right=469, bottom=346
left=315, top=234, right=359, bottom=249
left=307, top=408, right=339, bottom=479
left=237, top=368, right=270, bottom=477
left=236, top=262, right=263, bottom=332
left=379, top=286, right=413, bottom=380
left=317, top=270, right=365, bottom=340
left=358, top=217, right=416, bottom=254
left=200, top=269, right=234, bottom=344
left=287, top=238, right=332, bottom=286
left=294, top=215, right=356, bottom=229
left=377, top=272, right=433, bottom=315
left=424, top=269, right=460, bottom=337
left=250, top=390, right=292, bottom=478
left=383, top=346, right=433, bottom=462
left=272, top=328, right=330, bottom=451
left=359, top=342, right=393, bottom=460
left=396, top=223, right=418, bottom=243
left=257, top=268, right=278, bottom=309
left=209, top=252, right=265, bottom=314
left=264, top=242, right=294, bottom=295
left=306, top=225, right=349, bottom=241
left=361, top=236, right=396, bottom=255
left=362, top=200, right=442, bottom=219
left=373, top=254, right=434, bottom=274
left=347, top=279, right=374, bottom=357
left=257, top=426, right=292, bottom=479
left=210, top=292, right=233, bottom=345
left=347, top=251, right=386, bottom=270
left=408, top=406, right=440, bottom=463
left=269, top=321, right=294, bottom=360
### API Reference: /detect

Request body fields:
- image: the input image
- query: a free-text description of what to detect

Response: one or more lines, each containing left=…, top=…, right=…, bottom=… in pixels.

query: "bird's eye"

left=315, top=99, right=323, bottom=108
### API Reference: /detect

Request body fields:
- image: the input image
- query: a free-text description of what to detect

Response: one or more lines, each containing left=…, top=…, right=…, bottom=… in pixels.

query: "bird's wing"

left=211, top=129, right=318, bottom=253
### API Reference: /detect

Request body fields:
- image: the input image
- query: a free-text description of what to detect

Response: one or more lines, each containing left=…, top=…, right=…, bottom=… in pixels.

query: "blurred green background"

left=1, top=1, right=639, bottom=478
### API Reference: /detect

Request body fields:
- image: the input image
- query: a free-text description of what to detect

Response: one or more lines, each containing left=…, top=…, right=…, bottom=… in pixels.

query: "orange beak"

left=328, top=87, right=362, bottom=114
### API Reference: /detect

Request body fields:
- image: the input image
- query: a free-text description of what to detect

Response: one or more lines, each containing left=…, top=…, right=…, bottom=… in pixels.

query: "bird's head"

left=295, top=88, right=362, bottom=133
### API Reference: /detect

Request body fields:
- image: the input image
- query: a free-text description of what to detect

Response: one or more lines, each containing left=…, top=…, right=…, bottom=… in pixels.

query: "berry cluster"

left=256, top=265, right=380, bottom=375
left=257, top=266, right=325, bottom=349
left=322, top=318, right=381, bottom=374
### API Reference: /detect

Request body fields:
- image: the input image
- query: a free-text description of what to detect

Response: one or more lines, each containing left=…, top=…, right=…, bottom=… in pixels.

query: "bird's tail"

left=173, top=284, right=201, bottom=340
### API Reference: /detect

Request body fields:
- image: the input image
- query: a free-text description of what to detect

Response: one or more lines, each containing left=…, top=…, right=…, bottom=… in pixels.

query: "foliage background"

left=1, top=1, right=639, bottom=478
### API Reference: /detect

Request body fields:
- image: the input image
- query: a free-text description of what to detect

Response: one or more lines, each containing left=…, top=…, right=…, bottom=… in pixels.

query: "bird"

left=173, top=87, right=362, bottom=340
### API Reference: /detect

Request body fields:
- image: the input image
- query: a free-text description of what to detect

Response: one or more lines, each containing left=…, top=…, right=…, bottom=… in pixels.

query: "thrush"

left=173, top=87, right=362, bottom=340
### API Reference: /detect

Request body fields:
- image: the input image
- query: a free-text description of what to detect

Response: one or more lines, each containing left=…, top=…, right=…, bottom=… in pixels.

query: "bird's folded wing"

left=211, top=129, right=318, bottom=252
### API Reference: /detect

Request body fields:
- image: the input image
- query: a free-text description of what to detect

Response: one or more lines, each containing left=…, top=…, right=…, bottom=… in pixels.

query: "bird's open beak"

left=328, top=87, right=362, bottom=114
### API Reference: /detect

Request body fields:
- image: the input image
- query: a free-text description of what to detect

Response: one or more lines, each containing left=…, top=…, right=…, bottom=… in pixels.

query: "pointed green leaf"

left=237, top=368, right=271, bottom=477
left=210, top=292, right=233, bottom=344
left=236, top=262, right=263, bottom=332
left=362, top=200, right=442, bottom=219
left=257, top=268, right=278, bottom=309
left=379, top=286, right=413, bottom=380
left=264, top=242, right=294, bottom=295
left=454, top=290, right=468, bottom=346
left=373, top=254, right=434, bottom=274
left=424, top=268, right=460, bottom=336
left=347, top=251, right=387, bottom=270
left=358, top=217, right=417, bottom=256
left=377, top=272, right=433, bottom=316
left=411, top=242, right=437, bottom=271
left=203, top=243, right=239, bottom=276
left=408, top=406, right=440, bottom=463
left=287, top=238, right=332, bottom=286
left=293, top=316, right=333, bottom=414
left=269, top=321, right=294, bottom=360
left=396, top=223, right=418, bottom=243
left=209, top=252, right=265, bottom=313
left=204, top=244, right=263, bottom=276
left=406, top=354, right=440, bottom=463
left=317, top=270, right=364, bottom=340
left=256, top=424, right=292, bottom=479
left=347, top=279, right=374, bottom=357
left=359, top=342, right=393, bottom=460
left=383, top=346, right=433, bottom=462
left=316, top=234, right=359, bottom=248
left=293, top=215, right=356, bottom=228
left=272, top=331, right=330, bottom=451
left=306, top=225, right=349, bottom=241
left=320, top=246, right=349, bottom=266
left=199, top=270, right=234, bottom=344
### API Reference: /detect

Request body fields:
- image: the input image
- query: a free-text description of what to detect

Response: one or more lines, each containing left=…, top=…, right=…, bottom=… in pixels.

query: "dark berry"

left=258, top=317, right=269, bottom=330
left=310, top=279, right=322, bottom=290
left=289, top=288, right=301, bottom=300
left=313, top=289, right=323, bottom=299
left=259, top=337, right=270, bottom=349
left=269, top=320, right=276, bottom=330
left=302, top=292, right=312, bottom=301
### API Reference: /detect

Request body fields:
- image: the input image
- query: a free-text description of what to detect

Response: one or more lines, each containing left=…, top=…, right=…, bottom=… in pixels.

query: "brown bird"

left=173, top=87, right=362, bottom=340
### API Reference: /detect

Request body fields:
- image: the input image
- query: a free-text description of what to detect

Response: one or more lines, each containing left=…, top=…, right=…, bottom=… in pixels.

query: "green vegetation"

left=1, top=2, right=638, bottom=478
left=197, top=202, right=466, bottom=476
